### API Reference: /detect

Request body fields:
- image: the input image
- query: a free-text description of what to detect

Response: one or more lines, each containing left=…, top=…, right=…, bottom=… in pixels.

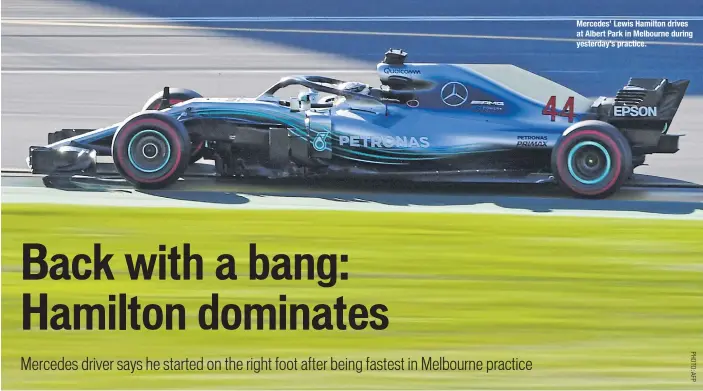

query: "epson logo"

left=383, top=68, right=421, bottom=75
left=613, top=106, right=658, bottom=117
left=339, top=135, right=430, bottom=149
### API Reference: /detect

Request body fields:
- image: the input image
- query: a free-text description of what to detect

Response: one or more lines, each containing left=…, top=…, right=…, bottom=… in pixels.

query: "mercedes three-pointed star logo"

left=440, top=82, right=469, bottom=107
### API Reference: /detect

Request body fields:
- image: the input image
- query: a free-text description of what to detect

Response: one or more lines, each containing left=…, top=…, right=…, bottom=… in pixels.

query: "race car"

left=28, top=49, right=689, bottom=198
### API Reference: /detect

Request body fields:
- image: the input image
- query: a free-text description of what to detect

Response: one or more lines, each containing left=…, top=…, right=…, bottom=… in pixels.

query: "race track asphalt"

left=2, top=0, right=702, bottom=216
left=3, top=174, right=703, bottom=220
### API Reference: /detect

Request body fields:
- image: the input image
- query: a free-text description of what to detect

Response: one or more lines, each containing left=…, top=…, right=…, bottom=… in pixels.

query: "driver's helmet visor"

left=338, top=82, right=368, bottom=93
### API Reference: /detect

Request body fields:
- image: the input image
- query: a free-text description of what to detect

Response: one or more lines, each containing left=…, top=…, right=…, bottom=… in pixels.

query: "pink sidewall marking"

left=191, top=140, right=205, bottom=155
left=555, top=130, right=623, bottom=195
left=115, top=118, right=183, bottom=183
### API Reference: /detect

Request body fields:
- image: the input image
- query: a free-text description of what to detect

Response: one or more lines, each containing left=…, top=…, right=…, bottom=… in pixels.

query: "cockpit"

left=255, top=49, right=426, bottom=111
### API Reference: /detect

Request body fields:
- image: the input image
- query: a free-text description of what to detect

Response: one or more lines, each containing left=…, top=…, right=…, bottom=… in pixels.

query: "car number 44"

left=542, top=96, right=575, bottom=123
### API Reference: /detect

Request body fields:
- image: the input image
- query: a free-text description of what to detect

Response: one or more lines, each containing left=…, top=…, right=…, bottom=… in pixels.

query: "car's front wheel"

left=143, top=88, right=205, bottom=164
left=551, top=120, right=633, bottom=199
left=112, top=112, right=191, bottom=189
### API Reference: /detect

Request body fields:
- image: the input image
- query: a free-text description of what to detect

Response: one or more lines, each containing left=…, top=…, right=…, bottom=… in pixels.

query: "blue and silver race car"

left=28, top=49, right=689, bottom=198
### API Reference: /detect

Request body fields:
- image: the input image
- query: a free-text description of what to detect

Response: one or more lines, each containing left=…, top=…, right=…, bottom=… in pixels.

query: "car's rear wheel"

left=551, top=120, right=633, bottom=199
left=143, top=88, right=205, bottom=164
left=112, top=112, right=190, bottom=189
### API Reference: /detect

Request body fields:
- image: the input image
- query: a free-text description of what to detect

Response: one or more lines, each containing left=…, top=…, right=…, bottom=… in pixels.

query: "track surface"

left=2, top=0, right=703, bottom=214
left=2, top=173, right=703, bottom=219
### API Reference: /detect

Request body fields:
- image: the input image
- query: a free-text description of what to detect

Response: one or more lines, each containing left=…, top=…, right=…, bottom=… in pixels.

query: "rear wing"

left=590, top=78, right=690, bottom=155
left=592, top=78, right=690, bottom=127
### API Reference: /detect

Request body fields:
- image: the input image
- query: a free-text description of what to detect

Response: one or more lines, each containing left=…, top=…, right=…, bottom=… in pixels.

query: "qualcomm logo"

left=440, top=82, right=468, bottom=107
left=312, top=132, right=329, bottom=152
left=383, top=67, right=421, bottom=75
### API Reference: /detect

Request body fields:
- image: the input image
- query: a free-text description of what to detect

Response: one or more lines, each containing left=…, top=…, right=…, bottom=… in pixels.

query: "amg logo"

left=383, top=68, right=421, bottom=75
left=613, top=106, right=658, bottom=117
left=339, top=135, right=430, bottom=149
left=471, top=100, right=504, bottom=106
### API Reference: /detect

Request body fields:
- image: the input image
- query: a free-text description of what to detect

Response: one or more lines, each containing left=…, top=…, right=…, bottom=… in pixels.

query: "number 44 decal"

left=542, top=96, right=575, bottom=123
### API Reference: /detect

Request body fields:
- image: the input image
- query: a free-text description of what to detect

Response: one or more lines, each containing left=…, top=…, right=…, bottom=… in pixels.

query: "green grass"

left=2, top=204, right=702, bottom=389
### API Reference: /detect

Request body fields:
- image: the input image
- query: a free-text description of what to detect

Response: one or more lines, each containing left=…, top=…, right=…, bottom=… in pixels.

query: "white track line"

left=3, top=16, right=703, bottom=22
left=4, top=20, right=702, bottom=47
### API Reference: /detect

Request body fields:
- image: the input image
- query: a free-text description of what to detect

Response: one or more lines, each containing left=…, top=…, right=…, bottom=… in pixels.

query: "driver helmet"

left=298, top=88, right=319, bottom=103
left=339, top=82, right=369, bottom=94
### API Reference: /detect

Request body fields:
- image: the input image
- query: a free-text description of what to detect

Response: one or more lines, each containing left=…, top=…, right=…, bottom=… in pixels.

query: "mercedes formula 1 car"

left=28, top=49, right=689, bottom=198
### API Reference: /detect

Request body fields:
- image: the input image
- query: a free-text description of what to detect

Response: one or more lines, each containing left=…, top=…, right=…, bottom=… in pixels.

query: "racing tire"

left=143, top=88, right=205, bottom=164
left=112, top=111, right=191, bottom=189
left=551, top=120, right=633, bottom=199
